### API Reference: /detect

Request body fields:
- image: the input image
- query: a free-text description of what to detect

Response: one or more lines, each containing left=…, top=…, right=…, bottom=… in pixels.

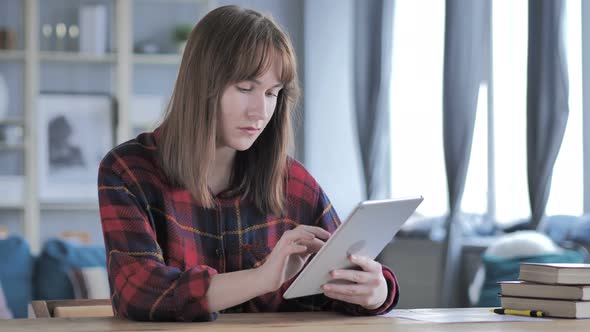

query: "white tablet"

left=283, top=196, right=423, bottom=299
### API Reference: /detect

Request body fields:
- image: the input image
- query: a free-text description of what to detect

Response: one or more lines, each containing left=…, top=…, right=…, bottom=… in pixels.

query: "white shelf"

left=0, top=50, right=25, bottom=61
left=40, top=51, right=117, bottom=64
left=133, top=53, right=181, bottom=65
left=137, top=0, right=208, bottom=4
left=40, top=202, right=100, bottom=211
left=0, top=204, right=24, bottom=210
left=0, top=143, right=25, bottom=151
left=0, top=118, right=24, bottom=125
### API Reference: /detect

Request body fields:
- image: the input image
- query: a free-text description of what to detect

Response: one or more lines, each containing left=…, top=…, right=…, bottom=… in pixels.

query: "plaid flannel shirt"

left=98, top=129, right=399, bottom=322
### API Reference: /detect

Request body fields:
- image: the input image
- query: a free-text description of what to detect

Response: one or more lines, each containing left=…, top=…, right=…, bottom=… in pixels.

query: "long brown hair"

left=158, top=5, right=300, bottom=215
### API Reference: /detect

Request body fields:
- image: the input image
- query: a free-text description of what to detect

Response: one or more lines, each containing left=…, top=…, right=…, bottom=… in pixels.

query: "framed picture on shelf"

left=37, top=93, right=116, bottom=203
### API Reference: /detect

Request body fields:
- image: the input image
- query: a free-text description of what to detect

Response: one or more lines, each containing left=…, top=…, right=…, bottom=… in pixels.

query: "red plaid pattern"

left=98, top=129, right=398, bottom=322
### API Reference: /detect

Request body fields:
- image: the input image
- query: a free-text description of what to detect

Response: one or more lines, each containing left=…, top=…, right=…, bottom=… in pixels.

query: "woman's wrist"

left=207, top=266, right=277, bottom=312
left=253, top=264, right=277, bottom=295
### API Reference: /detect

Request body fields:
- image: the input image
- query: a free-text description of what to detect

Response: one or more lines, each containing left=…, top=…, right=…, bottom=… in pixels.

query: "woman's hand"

left=259, top=225, right=331, bottom=293
left=322, top=255, right=388, bottom=310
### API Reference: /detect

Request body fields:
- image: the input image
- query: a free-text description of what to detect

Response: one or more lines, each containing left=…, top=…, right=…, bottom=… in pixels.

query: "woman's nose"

left=246, top=94, right=268, bottom=120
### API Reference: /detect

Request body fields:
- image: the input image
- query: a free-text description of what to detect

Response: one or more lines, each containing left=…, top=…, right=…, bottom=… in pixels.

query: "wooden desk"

left=0, top=308, right=587, bottom=332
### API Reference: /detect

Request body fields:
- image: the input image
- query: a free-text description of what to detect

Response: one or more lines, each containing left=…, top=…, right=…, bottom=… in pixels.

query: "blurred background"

left=0, top=0, right=590, bottom=319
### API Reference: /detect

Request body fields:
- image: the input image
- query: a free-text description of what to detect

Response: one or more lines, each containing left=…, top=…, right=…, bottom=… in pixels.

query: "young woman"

left=98, top=5, right=398, bottom=322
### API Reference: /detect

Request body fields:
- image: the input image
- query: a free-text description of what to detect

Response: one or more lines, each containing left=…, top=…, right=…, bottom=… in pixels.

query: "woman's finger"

left=298, top=237, right=325, bottom=254
left=288, top=243, right=308, bottom=255
left=349, top=255, right=381, bottom=273
left=280, top=228, right=315, bottom=244
left=321, top=283, right=372, bottom=297
left=299, top=225, right=331, bottom=241
left=329, top=269, right=374, bottom=284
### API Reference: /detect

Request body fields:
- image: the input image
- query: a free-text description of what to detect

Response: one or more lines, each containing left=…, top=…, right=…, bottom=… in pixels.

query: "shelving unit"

left=39, top=51, right=117, bottom=64
left=0, top=204, right=24, bottom=210
left=0, top=143, right=26, bottom=151
left=0, top=50, right=26, bottom=61
left=0, top=0, right=214, bottom=252
left=0, top=117, right=24, bottom=125
left=132, top=54, right=182, bottom=65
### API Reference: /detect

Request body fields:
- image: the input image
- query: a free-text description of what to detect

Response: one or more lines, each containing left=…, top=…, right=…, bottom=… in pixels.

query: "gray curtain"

left=440, top=0, right=491, bottom=307
left=527, top=0, right=569, bottom=230
left=353, top=0, right=394, bottom=200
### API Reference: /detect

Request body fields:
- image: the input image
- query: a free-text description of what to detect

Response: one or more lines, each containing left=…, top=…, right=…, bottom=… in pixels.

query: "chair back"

left=28, top=299, right=112, bottom=318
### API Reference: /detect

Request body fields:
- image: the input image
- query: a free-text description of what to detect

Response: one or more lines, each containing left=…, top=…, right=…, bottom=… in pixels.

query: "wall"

left=303, top=0, right=365, bottom=219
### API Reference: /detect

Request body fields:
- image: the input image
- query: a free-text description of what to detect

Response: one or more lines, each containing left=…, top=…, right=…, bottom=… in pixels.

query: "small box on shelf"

left=0, top=28, right=17, bottom=50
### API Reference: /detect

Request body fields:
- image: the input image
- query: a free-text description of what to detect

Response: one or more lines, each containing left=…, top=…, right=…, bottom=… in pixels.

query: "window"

left=546, top=0, right=583, bottom=216
left=390, top=0, right=585, bottom=223
left=390, top=0, right=447, bottom=217
left=486, top=0, right=529, bottom=224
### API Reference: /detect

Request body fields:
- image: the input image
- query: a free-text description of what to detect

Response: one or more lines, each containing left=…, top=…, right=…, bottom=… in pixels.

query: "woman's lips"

left=239, top=127, right=261, bottom=135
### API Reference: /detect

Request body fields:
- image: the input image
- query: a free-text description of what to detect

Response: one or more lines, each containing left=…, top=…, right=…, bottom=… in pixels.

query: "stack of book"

left=499, top=263, right=590, bottom=318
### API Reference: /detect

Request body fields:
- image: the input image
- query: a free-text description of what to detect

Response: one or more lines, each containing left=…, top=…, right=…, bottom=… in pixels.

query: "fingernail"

left=350, top=255, right=358, bottom=260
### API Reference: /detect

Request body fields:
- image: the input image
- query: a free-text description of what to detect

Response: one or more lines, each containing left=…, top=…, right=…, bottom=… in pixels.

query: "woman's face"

left=217, top=60, right=283, bottom=151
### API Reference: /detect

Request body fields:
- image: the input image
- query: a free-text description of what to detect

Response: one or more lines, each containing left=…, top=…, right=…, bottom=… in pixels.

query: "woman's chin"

left=230, top=141, right=256, bottom=151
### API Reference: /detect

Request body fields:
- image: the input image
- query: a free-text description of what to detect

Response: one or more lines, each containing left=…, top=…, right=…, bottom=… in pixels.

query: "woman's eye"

left=267, top=90, right=281, bottom=97
left=237, top=86, right=252, bottom=92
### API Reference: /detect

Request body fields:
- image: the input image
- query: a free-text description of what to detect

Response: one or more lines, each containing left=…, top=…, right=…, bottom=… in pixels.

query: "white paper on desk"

left=382, top=309, right=552, bottom=323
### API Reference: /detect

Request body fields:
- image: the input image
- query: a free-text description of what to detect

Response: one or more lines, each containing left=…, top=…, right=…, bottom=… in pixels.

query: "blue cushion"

left=34, top=239, right=106, bottom=301
left=541, top=215, right=590, bottom=245
left=477, top=250, right=585, bottom=307
left=0, top=236, right=34, bottom=318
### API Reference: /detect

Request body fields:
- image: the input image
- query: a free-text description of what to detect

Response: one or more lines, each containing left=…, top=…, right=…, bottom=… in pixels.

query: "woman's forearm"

left=206, top=267, right=270, bottom=312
